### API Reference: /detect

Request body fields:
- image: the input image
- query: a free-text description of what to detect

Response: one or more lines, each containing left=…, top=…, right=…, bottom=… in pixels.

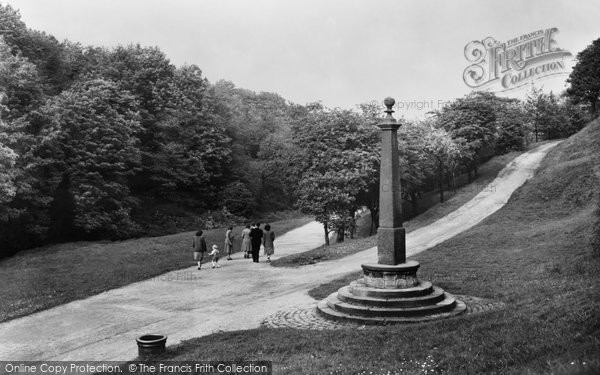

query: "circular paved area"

left=262, top=295, right=506, bottom=330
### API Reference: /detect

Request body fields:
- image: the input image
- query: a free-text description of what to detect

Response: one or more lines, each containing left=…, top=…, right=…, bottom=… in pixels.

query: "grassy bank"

left=272, top=149, right=524, bottom=268
left=137, top=120, right=600, bottom=374
left=0, top=216, right=312, bottom=323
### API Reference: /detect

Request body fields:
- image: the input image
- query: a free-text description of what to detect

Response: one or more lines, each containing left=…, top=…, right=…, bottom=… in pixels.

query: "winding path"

left=0, top=141, right=560, bottom=361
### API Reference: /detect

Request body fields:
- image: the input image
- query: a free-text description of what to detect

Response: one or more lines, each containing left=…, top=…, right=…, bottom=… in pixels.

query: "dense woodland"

left=0, top=4, right=598, bottom=257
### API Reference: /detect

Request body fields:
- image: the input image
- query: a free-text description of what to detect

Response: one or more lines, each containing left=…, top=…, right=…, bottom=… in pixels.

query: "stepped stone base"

left=317, top=262, right=466, bottom=324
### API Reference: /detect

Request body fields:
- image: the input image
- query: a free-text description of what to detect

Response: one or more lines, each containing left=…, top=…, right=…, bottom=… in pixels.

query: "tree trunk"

left=452, top=171, right=457, bottom=193
left=349, top=208, right=356, bottom=239
left=410, top=191, right=419, bottom=216
left=48, top=173, right=76, bottom=242
left=336, top=225, right=345, bottom=243
left=438, top=170, right=444, bottom=203
left=323, top=222, right=330, bottom=246
left=369, top=205, right=379, bottom=235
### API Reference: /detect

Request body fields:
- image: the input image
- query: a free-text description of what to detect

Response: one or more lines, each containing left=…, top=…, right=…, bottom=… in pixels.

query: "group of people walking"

left=192, top=223, right=275, bottom=270
left=240, top=223, right=275, bottom=263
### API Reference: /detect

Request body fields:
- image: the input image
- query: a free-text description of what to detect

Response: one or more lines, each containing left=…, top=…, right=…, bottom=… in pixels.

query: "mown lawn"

left=0, top=216, right=312, bottom=322
left=132, top=121, right=600, bottom=374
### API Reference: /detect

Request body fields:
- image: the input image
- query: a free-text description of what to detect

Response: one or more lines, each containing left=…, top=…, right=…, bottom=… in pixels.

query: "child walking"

left=209, top=244, right=221, bottom=268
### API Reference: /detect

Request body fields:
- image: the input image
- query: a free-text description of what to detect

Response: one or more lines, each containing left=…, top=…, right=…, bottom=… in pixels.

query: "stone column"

left=377, top=97, right=406, bottom=265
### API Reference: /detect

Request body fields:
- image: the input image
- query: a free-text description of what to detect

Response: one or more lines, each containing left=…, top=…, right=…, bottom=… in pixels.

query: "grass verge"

left=132, top=121, right=600, bottom=374
left=272, top=149, right=524, bottom=268
left=0, top=216, right=312, bottom=323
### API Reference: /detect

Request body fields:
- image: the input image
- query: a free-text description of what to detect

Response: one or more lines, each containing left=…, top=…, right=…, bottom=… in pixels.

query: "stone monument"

left=317, top=97, right=466, bottom=324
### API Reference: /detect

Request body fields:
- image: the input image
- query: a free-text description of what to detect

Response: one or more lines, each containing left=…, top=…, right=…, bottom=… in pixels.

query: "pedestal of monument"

left=316, top=261, right=466, bottom=324
left=316, top=97, right=465, bottom=324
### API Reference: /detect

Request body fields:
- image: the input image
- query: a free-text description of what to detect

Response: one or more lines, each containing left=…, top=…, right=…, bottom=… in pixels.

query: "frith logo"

left=463, top=28, right=572, bottom=91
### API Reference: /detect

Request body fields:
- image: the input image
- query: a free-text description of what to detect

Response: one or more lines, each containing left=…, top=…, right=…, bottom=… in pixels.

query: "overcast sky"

left=4, top=0, right=599, bottom=119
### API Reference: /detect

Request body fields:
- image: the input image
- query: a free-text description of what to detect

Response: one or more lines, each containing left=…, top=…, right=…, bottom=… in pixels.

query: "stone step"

left=325, top=292, right=457, bottom=318
left=349, top=280, right=433, bottom=298
left=316, top=297, right=467, bottom=325
left=337, top=285, right=446, bottom=308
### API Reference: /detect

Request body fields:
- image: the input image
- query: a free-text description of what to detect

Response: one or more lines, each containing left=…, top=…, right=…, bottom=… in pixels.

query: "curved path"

left=0, top=141, right=560, bottom=361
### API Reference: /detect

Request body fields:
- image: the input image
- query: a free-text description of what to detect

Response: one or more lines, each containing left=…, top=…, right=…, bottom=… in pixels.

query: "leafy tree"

left=567, top=37, right=600, bottom=116
left=145, top=64, right=232, bottom=201
left=292, top=107, right=379, bottom=244
left=83, top=45, right=178, bottom=191
left=434, top=92, right=497, bottom=181
left=84, top=47, right=232, bottom=206
left=559, top=96, right=591, bottom=137
left=209, top=80, right=296, bottom=210
left=422, top=127, right=464, bottom=203
left=524, top=88, right=588, bottom=140
left=0, top=36, right=44, bottom=120
left=398, top=121, right=434, bottom=214
left=494, top=100, right=527, bottom=153
left=0, top=116, right=18, bottom=222
left=526, top=86, right=555, bottom=141
left=31, top=78, right=142, bottom=239
left=0, top=4, right=81, bottom=96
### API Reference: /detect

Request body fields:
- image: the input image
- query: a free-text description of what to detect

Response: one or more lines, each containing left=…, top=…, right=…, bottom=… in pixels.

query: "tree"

left=32, top=78, right=142, bottom=239
left=422, top=127, right=464, bottom=203
left=0, top=37, right=48, bottom=254
left=525, top=88, right=586, bottom=140
left=0, top=121, right=18, bottom=222
left=434, top=92, right=497, bottom=181
left=494, top=100, right=527, bottom=153
left=559, top=95, right=591, bottom=137
left=291, top=107, right=379, bottom=244
left=144, top=64, right=232, bottom=202
left=398, top=121, right=434, bottom=215
left=0, top=36, right=44, bottom=120
left=1, top=4, right=82, bottom=96
left=209, top=80, right=296, bottom=210
left=567, top=38, right=600, bottom=116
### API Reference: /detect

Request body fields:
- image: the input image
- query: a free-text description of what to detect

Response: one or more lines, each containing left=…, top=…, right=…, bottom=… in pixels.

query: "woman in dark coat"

left=193, top=230, right=208, bottom=270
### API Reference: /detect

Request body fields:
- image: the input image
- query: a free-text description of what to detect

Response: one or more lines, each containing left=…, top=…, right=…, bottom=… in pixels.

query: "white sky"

left=3, top=0, right=599, bottom=119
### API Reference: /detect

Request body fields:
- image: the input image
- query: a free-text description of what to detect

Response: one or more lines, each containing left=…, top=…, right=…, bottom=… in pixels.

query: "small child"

left=209, top=244, right=220, bottom=268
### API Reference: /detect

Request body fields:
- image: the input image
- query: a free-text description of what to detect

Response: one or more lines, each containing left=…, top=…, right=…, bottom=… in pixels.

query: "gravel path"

left=0, top=141, right=560, bottom=361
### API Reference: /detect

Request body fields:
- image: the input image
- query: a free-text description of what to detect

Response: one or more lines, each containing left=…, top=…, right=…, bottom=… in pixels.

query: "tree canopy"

left=567, top=37, right=600, bottom=116
left=0, top=3, right=595, bottom=256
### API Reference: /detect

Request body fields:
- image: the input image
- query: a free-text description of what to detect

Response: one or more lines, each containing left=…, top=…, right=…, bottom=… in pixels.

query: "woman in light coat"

left=262, top=224, right=275, bottom=262
left=240, top=224, right=252, bottom=258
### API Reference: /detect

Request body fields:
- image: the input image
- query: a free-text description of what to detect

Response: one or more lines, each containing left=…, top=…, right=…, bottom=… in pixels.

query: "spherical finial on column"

left=383, top=97, right=396, bottom=121
left=384, top=97, right=395, bottom=109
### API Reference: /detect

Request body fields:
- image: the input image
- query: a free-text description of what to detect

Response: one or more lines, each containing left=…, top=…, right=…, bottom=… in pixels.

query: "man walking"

left=249, top=223, right=263, bottom=263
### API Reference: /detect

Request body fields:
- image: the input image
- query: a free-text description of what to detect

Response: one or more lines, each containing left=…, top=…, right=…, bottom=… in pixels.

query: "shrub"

left=219, top=182, right=258, bottom=217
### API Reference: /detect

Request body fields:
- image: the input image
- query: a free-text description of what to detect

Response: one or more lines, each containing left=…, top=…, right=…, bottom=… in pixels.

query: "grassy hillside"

left=142, top=119, right=600, bottom=374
